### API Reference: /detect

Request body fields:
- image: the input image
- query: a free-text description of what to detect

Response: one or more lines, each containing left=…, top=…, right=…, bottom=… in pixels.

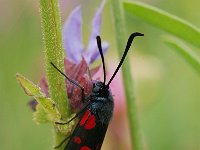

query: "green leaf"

left=124, top=1, right=200, bottom=48
left=33, top=104, right=50, bottom=124
left=163, top=36, right=200, bottom=75
left=16, top=73, right=61, bottom=122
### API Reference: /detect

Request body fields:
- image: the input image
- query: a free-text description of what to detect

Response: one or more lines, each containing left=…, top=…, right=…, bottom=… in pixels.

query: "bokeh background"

left=1, top=0, right=200, bottom=149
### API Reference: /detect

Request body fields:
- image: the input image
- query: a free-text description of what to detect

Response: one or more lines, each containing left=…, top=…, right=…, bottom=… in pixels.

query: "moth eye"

left=93, top=83, right=95, bottom=88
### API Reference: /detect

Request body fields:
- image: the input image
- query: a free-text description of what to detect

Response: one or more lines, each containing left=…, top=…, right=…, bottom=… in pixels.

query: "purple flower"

left=62, top=0, right=109, bottom=64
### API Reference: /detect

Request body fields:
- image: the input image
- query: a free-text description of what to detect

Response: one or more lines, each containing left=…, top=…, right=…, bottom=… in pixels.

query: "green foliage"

left=124, top=1, right=200, bottom=48
left=124, top=1, right=200, bottom=76
left=164, top=37, right=200, bottom=75
left=15, top=0, right=72, bottom=149
left=16, top=73, right=61, bottom=122
left=33, top=104, right=51, bottom=124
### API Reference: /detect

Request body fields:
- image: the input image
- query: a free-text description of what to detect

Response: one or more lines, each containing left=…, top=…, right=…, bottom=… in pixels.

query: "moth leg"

left=55, top=101, right=91, bottom=125
left=50, top=62, right=85, bottom=102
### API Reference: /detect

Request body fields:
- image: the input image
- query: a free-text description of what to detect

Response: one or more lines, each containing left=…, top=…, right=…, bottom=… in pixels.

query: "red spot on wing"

left=84, top=115, right=96, bottom=130
left=73, top=136, right=81, bottom=144
left=80, top=110, right=91, bottom=126
left=79, top=110, right=96, bottom=130
left=80, top=146, right=91, bottom=150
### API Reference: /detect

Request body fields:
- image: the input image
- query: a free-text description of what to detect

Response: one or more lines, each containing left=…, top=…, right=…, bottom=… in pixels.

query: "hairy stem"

left=39, top=0, right=70, bottom=149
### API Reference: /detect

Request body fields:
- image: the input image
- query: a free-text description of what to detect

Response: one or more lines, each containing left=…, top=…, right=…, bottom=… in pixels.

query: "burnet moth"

left=51, top=32, right=144, bottom=150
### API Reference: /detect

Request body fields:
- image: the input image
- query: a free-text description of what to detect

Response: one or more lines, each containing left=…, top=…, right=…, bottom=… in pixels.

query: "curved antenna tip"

left=131, top=32, right=144, bottom=37
left=106, top=32, right=144, bottom=86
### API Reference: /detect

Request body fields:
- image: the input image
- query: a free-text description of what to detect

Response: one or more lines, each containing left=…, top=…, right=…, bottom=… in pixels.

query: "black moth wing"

left=65, top=110, right=109, bottom=150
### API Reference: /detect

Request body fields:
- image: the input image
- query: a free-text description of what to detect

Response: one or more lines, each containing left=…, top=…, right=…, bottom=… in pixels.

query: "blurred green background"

left=0, top=0, right=200, bottom=149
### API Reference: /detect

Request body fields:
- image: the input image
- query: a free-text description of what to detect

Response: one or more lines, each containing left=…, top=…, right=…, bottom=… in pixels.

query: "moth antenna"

left=107, top=32, right=144, bottom=86
left=96, top=36, right=106, bottom=86
left=50, top=62, right=85, bottom=95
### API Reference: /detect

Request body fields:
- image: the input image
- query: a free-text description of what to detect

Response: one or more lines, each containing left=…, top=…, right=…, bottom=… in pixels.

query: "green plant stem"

left=39, top=0, right=70, bottom=149
left=111, top=0, right=143, bottom=150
